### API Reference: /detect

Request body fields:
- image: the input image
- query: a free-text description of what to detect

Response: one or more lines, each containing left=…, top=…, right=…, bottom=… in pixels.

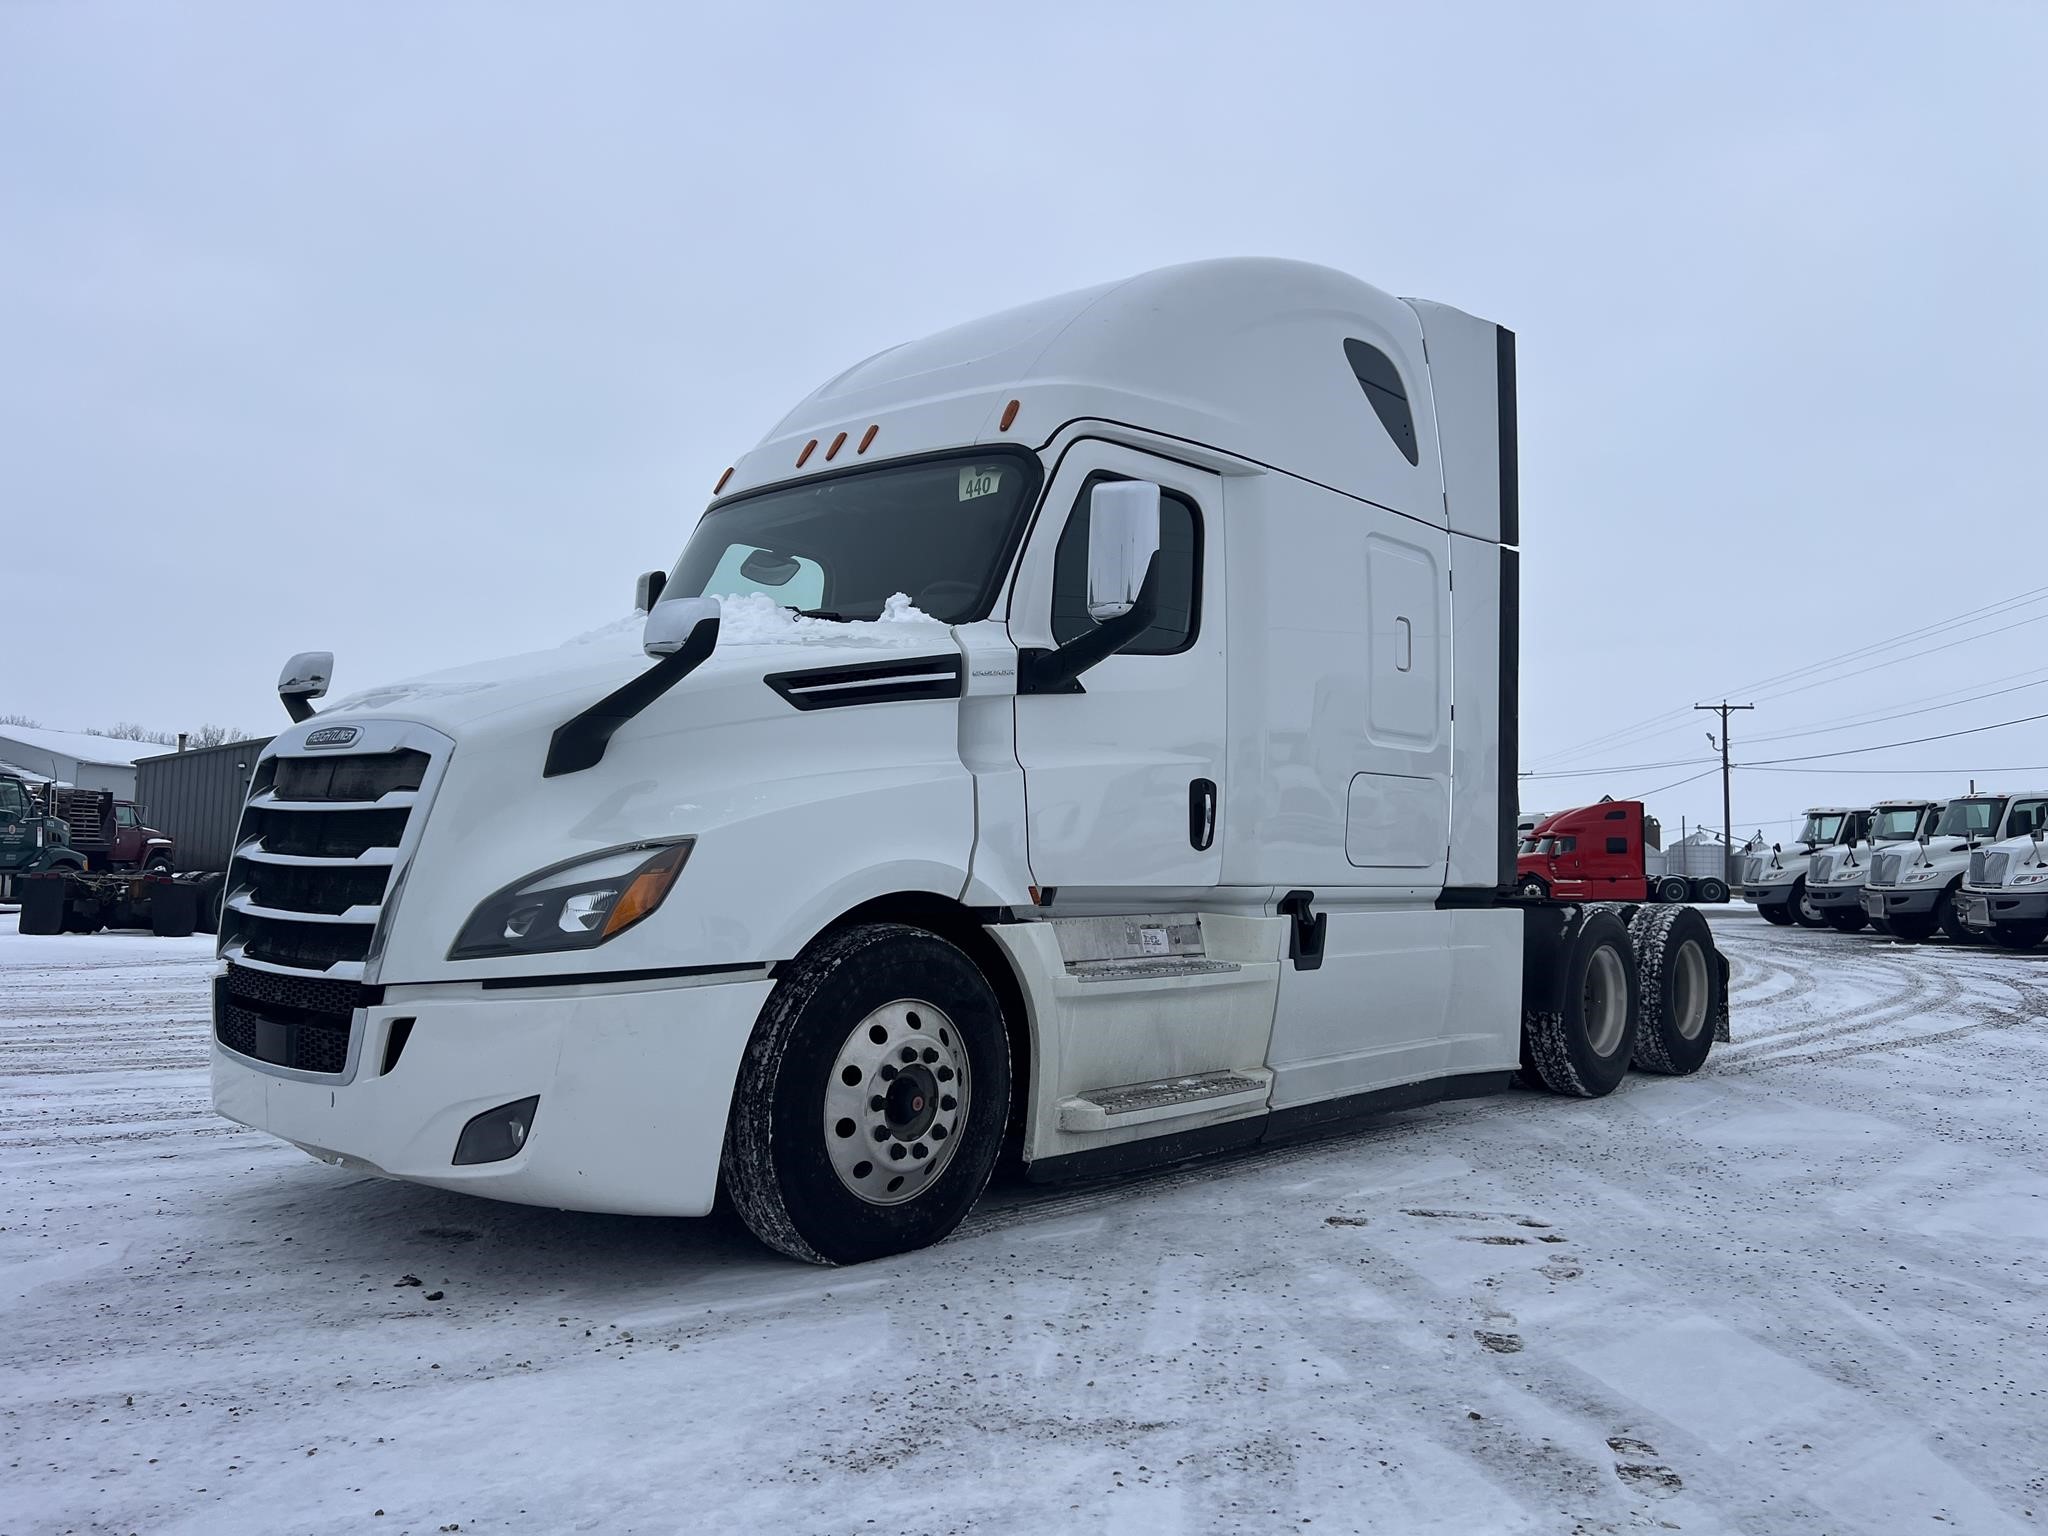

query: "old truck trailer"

left=210, top=259, right=1731, bottom=1264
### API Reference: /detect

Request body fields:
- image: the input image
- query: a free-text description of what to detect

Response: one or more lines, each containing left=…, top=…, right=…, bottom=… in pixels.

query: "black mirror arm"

left=1018, top=556, right=1162, bottom=696
left=281, top=695, right=318, bottom=724
left=544, top=616, right=720, bottom=778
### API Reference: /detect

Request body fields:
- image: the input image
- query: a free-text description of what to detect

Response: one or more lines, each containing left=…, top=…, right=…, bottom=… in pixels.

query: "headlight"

left=1905, top=866, right=1940, bottom=882
left=450, top=839, right=694, bottom=959
left=2016, top=870, right=2048, bottom=885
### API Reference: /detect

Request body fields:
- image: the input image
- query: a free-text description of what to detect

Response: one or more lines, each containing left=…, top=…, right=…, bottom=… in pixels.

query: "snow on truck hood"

left=315, top=594, right=954, bottom=735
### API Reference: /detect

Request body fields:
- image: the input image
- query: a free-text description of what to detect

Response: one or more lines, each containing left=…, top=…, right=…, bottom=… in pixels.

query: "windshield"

left=670, top=451, right=1041, bottom=624
left=1797, top=813, right=1846, bottom=845
left=2008, top=798, right=2048, bottom=838
left=0, top=779, right=27, bottom=819
left=1934, top=798, right=2005, bottom=840
left=1874, top=807, right=1929, bottom=841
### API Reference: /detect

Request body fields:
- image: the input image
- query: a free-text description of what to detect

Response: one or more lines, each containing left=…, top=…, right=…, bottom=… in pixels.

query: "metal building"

left=134, top=737, right=273, bottom=874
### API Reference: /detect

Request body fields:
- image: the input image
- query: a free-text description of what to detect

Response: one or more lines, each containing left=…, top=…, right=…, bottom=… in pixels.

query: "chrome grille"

left=1872, top=851, right=1904, bottom=887
left=1984, top=851, right=2012, bottom=887
left=1969, top=850, right=1987, bottom=885
left=1743, top=855, right=1765, bottom=884
left=1811, top=852, right=1838, bottom=883
left=217, top=733, right=446, bottom=984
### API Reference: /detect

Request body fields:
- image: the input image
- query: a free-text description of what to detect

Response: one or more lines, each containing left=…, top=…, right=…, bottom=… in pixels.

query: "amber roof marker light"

left=714, top=466, right=733, bottom=494
left=999, top=399, right=1020, bottom=432
left=825, top=431, right=848, bottom=462
left=857, top=424, right=878, bottom=454
left=796, top=438, right=818, bottom=467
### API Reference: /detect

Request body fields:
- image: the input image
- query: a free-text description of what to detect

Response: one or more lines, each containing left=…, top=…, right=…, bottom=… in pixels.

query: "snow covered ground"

left=3, top=913, right=2044, bottom=1536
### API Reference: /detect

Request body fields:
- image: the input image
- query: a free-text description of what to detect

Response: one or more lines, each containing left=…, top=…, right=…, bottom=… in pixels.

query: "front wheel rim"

left=1583, top=944, right=1628, bottom=1057
left=823, top=998, right=970, bottom=1206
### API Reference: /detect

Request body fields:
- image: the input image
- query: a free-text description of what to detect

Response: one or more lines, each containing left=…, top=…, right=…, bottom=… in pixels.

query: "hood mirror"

left=643, top=596, right=721, bottom=659
left=278, top=651, right=333, bottom=724
left=635, top=569, right=669, bottom=613
left=1086, top=481, right=1163, bottom=621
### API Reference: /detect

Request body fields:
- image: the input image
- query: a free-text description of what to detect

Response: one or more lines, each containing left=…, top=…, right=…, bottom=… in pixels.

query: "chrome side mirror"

left=277, top=651, right=333, bottom=724
left=635, top=569, right=669, bottom=613
left=642, top=596, right=721, bottom=659
left=1085, top=481, right=1162, bottom=622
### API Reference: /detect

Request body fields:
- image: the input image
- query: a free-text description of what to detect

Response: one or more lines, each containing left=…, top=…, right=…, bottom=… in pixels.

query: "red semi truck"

left=1516, top=801, right=1731, bottom=904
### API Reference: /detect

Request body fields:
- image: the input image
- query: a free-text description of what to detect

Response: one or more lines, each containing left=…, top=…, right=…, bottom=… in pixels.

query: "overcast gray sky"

left=3, top=1, right=2044, bottom=841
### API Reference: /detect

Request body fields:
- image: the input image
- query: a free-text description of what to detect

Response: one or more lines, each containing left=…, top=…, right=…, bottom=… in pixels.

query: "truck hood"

left=315, top=594, right=959, bottom=740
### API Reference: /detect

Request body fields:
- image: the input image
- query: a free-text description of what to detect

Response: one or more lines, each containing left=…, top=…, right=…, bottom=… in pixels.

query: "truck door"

left=1008, top=443, right=1225, bottom=891
left=112, top=803, right=141, bottom=866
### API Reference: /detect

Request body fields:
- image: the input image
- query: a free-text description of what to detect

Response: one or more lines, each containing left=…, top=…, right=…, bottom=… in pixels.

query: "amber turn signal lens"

left=601, top=842, right=694, bottom=939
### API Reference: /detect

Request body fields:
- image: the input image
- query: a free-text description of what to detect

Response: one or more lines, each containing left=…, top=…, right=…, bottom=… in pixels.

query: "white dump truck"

left=1861, top=792, right=2044, bottom=943
left=1803, top=799, right=1944, bottom=932
left=1956, top=793, right=2048, bottom=949
left=1741, top=807, right=1872, bottom=926
left=210, top=259, right=1730, bottom=1264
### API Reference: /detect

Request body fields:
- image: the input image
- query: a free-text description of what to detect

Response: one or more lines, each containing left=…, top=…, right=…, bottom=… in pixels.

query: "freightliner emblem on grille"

left=303, top=726, right=361, bottom=749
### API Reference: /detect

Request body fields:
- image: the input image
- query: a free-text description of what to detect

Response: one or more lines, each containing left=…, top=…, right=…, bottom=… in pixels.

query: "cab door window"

left=1050, top=475, right=1201, bottom=654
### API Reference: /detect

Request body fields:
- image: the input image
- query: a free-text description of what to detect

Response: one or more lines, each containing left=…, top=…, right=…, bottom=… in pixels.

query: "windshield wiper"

left=791, top=608, right=852, bottom=622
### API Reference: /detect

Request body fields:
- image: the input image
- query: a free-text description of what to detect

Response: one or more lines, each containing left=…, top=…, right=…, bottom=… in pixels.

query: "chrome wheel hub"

left=824, top=999, right=969, bottom=1206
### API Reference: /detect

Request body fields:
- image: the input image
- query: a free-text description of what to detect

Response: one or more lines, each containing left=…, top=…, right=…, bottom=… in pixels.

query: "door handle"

left=1395, top=616, right=1413, bottom=672
left=1189, top=778, right=1217, bottom=851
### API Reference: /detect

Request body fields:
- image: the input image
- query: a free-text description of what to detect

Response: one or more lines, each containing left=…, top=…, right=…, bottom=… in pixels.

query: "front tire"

left=1523, top=907, right=1640, bottom=1098
left=1989, top=920, right=2048, bottom=951
left=1935, top=886, right=1976, bottom=944
left=1759, top=901, right=1796, bottom=926
left=722, top=923, right=1011, bottom=1265
left=1822, top=908, right=1869, bottom=933
left=1790, top=878, right=1826, bottom=927
left=1885, top=911, right=1938, bottom=943
left=1517, top=875, right=1549, bottom=900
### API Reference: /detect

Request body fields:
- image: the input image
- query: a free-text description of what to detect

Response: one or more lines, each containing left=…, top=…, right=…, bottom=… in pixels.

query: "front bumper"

left=1805, top=882, right=1867, bottom=910
left=1957, top=888, right=2048, bottom=931
left=1745, top=883, right=1797, bottom=908
left=212, top=971, right=775, bottom=1217
left=1861, top=886, right=1941, bottom=919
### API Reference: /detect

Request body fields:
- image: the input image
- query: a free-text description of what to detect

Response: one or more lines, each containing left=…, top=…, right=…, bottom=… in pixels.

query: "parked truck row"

left=1746, top=792, right=2048, bottom=949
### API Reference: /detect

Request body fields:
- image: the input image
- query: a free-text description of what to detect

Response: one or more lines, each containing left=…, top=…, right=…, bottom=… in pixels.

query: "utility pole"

left=1696, top=702, right=1755, bottom=885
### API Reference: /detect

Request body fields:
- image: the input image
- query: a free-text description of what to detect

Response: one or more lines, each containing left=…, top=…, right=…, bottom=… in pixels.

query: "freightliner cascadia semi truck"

left=211, top=260, right=1730, bottom=1264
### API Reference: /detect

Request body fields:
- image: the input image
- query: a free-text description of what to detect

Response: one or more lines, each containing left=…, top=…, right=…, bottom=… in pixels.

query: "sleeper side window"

left=1343, top=339, right=1419, bottom=465
left=1050, top=475, right=1201, bottom=655
left=1606, top=836, right=1628, bottom=855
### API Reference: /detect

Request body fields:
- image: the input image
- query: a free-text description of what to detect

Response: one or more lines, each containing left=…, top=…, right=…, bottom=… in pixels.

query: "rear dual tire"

left=1523, top=907, right=1640, bottom=1098
left=1627, top=905, right=1723, bottom=1076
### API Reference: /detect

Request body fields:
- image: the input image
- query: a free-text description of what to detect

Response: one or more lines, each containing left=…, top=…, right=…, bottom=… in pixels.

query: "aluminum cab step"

left=1057, top=1068, right=1272, bottom=1132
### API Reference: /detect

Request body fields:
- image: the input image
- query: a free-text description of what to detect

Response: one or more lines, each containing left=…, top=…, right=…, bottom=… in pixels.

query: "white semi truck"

left=1861, top=792, right=2046, bottom=943
left=1802, top=799, right=1944, bottom=932
left=1741, top=807, right=1872, bottom=927
left=211, top=259, right=1730, bottom=1264
left=1955, top=793, right=2048, bottom=949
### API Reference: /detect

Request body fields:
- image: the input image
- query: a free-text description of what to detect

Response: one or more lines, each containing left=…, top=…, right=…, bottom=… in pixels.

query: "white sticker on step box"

left=1138, top=927, right=1170, bottom=955
left=958, top=466, right=1003, bottom=502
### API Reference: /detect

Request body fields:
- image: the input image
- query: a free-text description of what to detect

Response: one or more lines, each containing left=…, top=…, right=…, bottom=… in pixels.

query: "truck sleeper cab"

left=1742, top=807, right=1868, bottom=927
left=1803, top=799, right=1942, bottom=933
left=1955, top=793, right=2048, bottom=949
left=1861, top=793, right=2042, bottom=944
left=210, top=259, right=1731, bottom=1264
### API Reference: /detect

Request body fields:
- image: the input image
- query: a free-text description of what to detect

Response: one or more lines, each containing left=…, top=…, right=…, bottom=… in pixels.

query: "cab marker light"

left=825, top=431, right=848, bottom=461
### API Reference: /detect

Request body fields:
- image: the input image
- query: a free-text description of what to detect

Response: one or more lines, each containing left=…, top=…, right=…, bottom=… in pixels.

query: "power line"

left=1627, top=764, right=1723, bottom=800
left=1520, top=756, right=1717, bottom=781
left=1523, top=582, right=2048, bottom=770
left=1741, top=765, right=2048, bottom=776
left=1741, top=673, right=2048, bottom=746
left=1741, top=709, right=2048, bottom=767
